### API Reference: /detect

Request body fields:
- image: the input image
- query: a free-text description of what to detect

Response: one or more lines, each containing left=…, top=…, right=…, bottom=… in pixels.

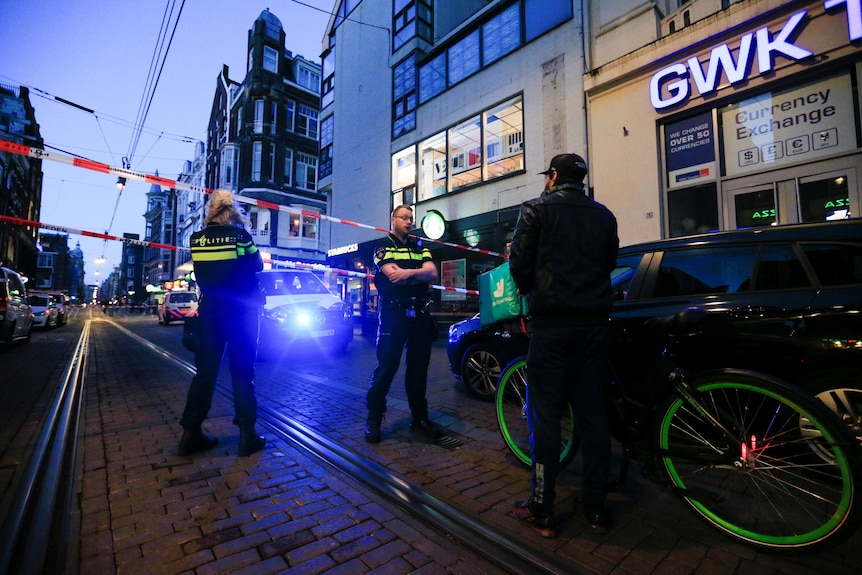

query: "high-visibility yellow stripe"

left=193, top=251, right=239, bottom=262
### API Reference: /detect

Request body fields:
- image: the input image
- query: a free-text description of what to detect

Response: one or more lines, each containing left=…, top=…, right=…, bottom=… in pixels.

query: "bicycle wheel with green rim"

left=656, top=368, right=862, bottom=552
left=494, top=356, right=578, bottom=468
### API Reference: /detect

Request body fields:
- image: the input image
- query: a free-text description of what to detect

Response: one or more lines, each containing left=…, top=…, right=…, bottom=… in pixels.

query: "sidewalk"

left=77, top=319, right=504, bottom=575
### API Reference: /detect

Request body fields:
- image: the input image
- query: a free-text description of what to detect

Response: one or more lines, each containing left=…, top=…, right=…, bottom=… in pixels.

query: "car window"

left=611, top=254, right=643, bottom=301
left=28, top=295, right=50, bottom=306
left=258, top=271, right=329, bottom=295
left=653, top=246, right=758, bottom=297
left=169, top=292, right=198, bottom=303
left=753, top=244, right=811, bottom=290
left=800, top=243, right=862, bottom=287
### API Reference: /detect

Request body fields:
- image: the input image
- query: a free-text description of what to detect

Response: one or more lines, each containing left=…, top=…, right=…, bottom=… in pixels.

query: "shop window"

left=799, top=174, right=850, bottom=222
left=419, top=132, right=447, bottom=200
left=392, top=146, right=416, bottom=203
left=484, top=96, right=524, bottom=181
left=449, top=116, right=482, bottom=191
left=667, top=184, right=719, bottom=237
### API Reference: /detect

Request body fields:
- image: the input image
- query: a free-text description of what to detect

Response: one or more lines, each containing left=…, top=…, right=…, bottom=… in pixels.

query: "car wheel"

left=800, top=368, right=862, bottom=447
left=460, top=343, right=505, bottom=401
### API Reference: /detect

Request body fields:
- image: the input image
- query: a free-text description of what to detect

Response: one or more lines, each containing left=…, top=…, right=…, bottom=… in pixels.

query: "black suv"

left=448, top=220, right=862, bottom=441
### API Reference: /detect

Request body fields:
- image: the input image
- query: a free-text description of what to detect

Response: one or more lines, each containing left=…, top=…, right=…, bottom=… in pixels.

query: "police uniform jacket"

left=190, top=223, right=264, bottom=307
left=373, top=233, right=433, bottom=302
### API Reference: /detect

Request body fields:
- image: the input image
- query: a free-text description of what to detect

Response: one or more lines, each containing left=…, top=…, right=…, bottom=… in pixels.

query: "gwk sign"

left=649, top=1, right=862, bottom=111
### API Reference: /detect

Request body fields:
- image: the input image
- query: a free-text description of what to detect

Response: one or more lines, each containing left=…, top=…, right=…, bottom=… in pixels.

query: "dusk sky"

left=0, top=0, right=332, bottom=286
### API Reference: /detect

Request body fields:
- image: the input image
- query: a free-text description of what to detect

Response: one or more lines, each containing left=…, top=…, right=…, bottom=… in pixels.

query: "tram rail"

left=112, top=321, right=576, bottom=575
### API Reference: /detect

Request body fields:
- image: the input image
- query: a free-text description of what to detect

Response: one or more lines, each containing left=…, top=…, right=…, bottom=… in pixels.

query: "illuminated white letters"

left=825, top=0, right=862, bottom=40
left=650, top=10, right=813, bottom=110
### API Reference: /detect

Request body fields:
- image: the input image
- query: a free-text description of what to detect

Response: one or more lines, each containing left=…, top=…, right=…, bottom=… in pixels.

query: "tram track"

left=110, top=321, right=576, bottom=575
left=0, top=320, right=91, bottom=575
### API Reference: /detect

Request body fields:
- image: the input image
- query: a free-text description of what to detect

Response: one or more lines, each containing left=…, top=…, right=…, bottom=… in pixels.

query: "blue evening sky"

left=0, top=0, right=331, bottom=285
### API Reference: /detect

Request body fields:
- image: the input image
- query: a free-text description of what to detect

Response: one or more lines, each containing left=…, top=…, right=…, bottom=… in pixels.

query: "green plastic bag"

left=478, top=261, right=528, bottom=328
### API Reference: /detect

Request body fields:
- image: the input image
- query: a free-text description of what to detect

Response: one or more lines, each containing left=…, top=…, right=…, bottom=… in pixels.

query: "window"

left=449, top=116, right=482, bottom=191
left=127, top=266, right=135, bottom=279
left=419, top=53, right=446, bottom=103
left=297, top=65, right=320, bottom=93
left=303, top=215, right=318, bottom=239
left=612, top=254, right=645, bottom=301
left=296, top=152, right=317, bottom=190
left=320, top=116, right=334, bottom=179
left=524, top=0, right=572, bottom=42
left=392, top=146, right=416, bottom=198
left=285, top=101, right=295, bottom=132
left=254, top=99, right=264, bottom=133
left=268, top=143, right=276, bottom=182
left=484, top=96, right=524, bottom=181
left=393, top=55, right=417, bottom=138
left=653, top=247, right=758, bottom=297
left=263, top=46, right=278, bottom=73
left=393, top=0, right=432, bottom=50
left=284, top=149, right=293, bottom=186
left=483, top=3, right=521, bottom=66
left=667, top=184, right=719, bottom=237
left=220, top=148, right=235, bottom=187
left=248, top=46, right=254, bottom=72
left=128, top=254, right=136, bottom=264
left=270, top=102, right=278, bottom=135
left=296, top=105, right=318, bottom=139
left=252, top=142, right=262, bottom=181
left=448, top=30, right=480, bottom=87
left=322, top=43, right=335, bottom=108
left=418, top=132, right=446, bottom=201
left=753, top=245, right=810, bottom=290
left=802, top=243, right=862, bottom=286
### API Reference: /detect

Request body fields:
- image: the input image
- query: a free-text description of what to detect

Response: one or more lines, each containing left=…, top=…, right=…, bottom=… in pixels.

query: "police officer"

left=178, top=189, right=266, bottom=458
left=365, top=205, right=442, bottom=444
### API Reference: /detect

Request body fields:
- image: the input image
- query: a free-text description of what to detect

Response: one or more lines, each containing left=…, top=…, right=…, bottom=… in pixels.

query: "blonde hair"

left=205, top=190, right=248, bottom=226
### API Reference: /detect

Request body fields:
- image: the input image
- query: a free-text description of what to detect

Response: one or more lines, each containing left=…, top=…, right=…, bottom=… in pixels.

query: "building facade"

left=0, top=84, right=43, bottom=279
left=175, top=141, right=206, bottom=278
left=322, top=0, right=593, bottom=320
left=206, top=9, right=325, bottom=269
left=322, top=0, right=862, bottom=321
left=586, top=0, right=862, bottom=244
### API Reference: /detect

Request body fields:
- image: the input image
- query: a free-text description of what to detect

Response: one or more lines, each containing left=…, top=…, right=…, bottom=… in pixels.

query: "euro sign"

left=493, top=278, right=505, bottom=298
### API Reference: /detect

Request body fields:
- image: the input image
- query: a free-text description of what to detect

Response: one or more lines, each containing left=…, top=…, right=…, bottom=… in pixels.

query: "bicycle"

left=495, top=308, right=862, bottom=552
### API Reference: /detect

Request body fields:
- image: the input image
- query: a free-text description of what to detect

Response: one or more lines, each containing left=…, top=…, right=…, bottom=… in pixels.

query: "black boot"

left=365, top=414, right=382, bottom=444
left=238, top=427, right=266, bottom=457
left=178, top=428, right=218, bottom=456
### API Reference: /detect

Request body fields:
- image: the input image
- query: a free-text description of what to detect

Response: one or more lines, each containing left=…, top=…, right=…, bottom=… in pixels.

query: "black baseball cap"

left=538, top=153, right=588, bottom=180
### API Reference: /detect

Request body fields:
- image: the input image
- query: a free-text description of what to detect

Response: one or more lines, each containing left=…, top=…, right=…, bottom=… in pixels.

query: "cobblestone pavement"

left=16, top=313, right=861, bottom=574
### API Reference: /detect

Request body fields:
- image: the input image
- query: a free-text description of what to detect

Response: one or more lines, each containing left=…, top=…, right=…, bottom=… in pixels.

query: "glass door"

left=725, top=185, right=777, bottom=229
left=797, top=171, right=851, bottom=222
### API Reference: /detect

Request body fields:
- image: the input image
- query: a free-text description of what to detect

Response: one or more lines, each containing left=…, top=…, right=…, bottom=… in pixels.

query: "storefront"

left=586, top=1, right=862, bottom=247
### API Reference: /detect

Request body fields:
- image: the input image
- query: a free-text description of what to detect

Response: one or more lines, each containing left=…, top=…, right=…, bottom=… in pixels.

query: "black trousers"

left=180, top=302, right=260, bottom=430
left=526, top=324, right=613, bottom=514
left=366, top=302, right=435, bottom=420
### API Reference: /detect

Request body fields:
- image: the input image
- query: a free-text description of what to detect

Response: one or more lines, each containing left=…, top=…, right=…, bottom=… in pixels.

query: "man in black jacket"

left=508, top=153, right=619, bottom=537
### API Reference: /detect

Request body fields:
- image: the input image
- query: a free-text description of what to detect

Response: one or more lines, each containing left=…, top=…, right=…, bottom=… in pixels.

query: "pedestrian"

left=178, top=189, right=267, bottom=458
left=365, top=205, right=443, bottom=444
left=508, top=153, right=619, bottom=537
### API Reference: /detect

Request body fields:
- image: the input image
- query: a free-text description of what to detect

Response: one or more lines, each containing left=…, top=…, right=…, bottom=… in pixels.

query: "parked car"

left=51, top=292, right=69, bottom=325
left=257, top=269, right=353, bottom=356
left=0, top=266, right=33, bottom=347
left=448, top=220, right=862, bottom=442
left=29, top=293, right=59, bottom=329
left=158, top=291, right=199, bottom=325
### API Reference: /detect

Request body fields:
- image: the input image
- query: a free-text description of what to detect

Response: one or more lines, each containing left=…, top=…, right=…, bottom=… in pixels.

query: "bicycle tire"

left=495, top=356, right=578, bottom=468
left=656, top=368, right=862, bottom=552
